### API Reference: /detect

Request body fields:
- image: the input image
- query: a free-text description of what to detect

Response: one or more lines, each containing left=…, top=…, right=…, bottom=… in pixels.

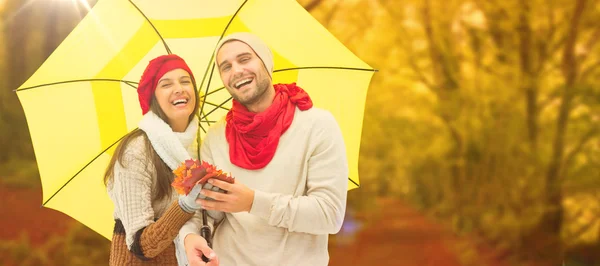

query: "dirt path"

left=1, top=184, right=521, bottom=266
left=328, top=198, right=465, bottom=266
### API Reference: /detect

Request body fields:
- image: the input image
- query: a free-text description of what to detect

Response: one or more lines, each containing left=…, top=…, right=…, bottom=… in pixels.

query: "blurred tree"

left=1, top=0, right=39, bottom=162
left=0, top=0, right=9, bottom=160
left=0, top=0, right=597, bottom=265
left=306, top=0, right=600, bottom=264
left=0, top=0, right=97, bottom=164
left=303, top=0, right=324, bottom=12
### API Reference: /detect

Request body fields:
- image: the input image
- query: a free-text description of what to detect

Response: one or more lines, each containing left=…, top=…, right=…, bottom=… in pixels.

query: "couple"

left=103, top=32, right=349, bottom=266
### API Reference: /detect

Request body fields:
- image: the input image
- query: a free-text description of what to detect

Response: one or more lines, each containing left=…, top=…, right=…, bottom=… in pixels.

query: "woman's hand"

left=184, top=233, right=219, bottom=266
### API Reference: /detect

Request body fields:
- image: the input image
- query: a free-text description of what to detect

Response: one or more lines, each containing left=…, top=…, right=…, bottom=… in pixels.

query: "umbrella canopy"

left=16, top=0, right=375, bottom=239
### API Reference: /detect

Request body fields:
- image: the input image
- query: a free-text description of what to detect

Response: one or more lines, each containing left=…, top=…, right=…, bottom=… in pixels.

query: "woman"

left=103, top=54, right=213, bottom=265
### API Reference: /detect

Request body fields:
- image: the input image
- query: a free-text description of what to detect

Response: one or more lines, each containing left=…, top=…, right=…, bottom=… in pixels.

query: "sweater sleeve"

left=249, top=111, right=349, bottom=235
left=108, top=140, right=155, bottom=249
left=108, top=138, right=193, bottom=259
left=135, top=201, right=193, bottom=259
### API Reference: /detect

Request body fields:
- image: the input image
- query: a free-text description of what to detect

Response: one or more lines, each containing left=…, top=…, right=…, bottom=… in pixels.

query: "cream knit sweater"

left=180, top=107, right=349, bottom=266
left=107, top=134, right=198, bottom=265
left=107, top=135, right=177, bottom=247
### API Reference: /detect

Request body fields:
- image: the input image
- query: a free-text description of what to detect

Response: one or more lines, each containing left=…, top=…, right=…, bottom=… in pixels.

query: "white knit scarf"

left=138, top=111, right=199, bottom=169
left=138, top=111, right=198, bottom=266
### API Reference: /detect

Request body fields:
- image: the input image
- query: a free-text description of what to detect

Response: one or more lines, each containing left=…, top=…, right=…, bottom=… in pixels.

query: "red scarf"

left=225, top=83, right=313, bottom=169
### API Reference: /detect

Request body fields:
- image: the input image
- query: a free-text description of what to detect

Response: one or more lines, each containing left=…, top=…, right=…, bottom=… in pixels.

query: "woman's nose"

left=173, top=83, right=183, bottom=93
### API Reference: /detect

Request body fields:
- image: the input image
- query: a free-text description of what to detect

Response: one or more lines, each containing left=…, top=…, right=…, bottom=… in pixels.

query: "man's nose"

left=232, top=63, right=243, bottom=74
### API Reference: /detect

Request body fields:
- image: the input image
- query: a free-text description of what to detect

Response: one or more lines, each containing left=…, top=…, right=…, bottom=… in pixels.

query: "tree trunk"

left=0, top=5, right=9, bottom=162
left=4, top=1, right=30, bottom=161
left=518, top=0, right=539, bottom=155
left=303, top=0, right=324, bottom=12
left=540, top=0, right=587, bottom=262
left=44, top=3, right=60, bottom=59
left=421, top=0, right=465, bottom=216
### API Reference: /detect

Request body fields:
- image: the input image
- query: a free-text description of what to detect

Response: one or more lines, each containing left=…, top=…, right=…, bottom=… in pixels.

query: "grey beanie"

left=215, top=32, right=274, bottom=78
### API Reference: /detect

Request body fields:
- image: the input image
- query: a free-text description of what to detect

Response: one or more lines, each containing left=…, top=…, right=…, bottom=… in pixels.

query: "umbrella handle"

left=200, top=209, right=212, bottom=262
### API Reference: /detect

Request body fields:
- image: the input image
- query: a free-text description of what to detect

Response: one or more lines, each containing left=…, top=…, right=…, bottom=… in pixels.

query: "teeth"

left=172, top=99, right=187, bottom=105
left=235, top=78, right=252, bottom=88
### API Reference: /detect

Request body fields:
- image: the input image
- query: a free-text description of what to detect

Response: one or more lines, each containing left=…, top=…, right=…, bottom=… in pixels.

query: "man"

left=179, top=32, right=349, bottom=266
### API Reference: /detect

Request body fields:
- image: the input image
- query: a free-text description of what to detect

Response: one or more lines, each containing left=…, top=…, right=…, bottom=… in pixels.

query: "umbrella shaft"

left=201, top=209, right=212, bottom=262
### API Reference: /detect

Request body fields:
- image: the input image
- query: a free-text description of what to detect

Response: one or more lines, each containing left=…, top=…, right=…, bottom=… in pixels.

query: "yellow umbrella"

left=16, top=0, right=375, bottom=239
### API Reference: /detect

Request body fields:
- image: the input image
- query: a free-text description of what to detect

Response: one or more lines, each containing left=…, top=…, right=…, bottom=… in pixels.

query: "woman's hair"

left=103, top=78, right=199, bottom=202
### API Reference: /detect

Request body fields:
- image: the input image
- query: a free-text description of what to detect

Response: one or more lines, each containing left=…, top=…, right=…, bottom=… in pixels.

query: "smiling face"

left=153, top=68, right=196, bottom=131
left=216, top=40, right=273, bottom=112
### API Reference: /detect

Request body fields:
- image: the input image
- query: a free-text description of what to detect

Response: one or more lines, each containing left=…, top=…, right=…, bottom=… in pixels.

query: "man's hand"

left=197, top=179, right=255, bottom=213
left=184, top=233, right=219, bottom=266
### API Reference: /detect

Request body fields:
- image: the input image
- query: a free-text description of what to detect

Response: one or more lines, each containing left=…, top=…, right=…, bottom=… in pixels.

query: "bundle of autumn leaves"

left=171, top=159, right=235, bottom=195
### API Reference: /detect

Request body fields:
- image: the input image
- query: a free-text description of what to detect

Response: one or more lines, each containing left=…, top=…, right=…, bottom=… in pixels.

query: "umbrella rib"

left=200, top=87, right=226, bottom=99
left=196, top=66, right=376, bottom=97
left=274, top=66, right=378, bottom=72
left=128, top=0, right=171, bottom=54
left=201, top=108, right=212, bottom=127
left=349, top=178, right=359, bottom=187
left=203, top=101, right=230, bottom=111
left=41, top=130, right=133, bottom=206
left=15, top=79, right=138, bottom=92
left=199, top=122, right=207, bottom=134
left=196, top=117, right=206, bottom=158
left=201, top=96, right=233, bottom=121
left=198, top=0, right=248, bottom=122
left=123, top=80, right=138, bottom=88
left=279, top=66, right=368, bottom=189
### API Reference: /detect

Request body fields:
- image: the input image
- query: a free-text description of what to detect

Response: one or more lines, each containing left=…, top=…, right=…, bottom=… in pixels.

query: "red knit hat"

left=137, top=54, right=196, bottom=115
